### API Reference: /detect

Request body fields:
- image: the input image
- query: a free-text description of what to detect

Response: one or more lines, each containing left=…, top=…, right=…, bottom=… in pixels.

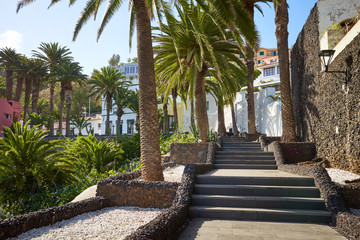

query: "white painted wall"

left=317, top=0, right=360, bottom=40
left=182, top=87, right=282, bottom=136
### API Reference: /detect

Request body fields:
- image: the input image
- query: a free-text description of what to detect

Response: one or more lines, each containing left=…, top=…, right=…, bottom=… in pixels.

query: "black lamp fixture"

left=319, top=49, right=348, bottom=85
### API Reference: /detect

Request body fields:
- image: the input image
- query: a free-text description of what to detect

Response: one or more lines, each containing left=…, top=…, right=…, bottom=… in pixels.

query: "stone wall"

left=0, top=197, right=110, bottom=240
left=170, top=143, right=208, bottom=164
left=291, top=3, right=360, bottom=173
left=96, top=180, right=179, bottom=208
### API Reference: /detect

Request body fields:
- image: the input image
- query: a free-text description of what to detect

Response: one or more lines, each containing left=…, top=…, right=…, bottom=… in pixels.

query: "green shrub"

left=160, top=131, right=197, bottom=155
left=0, top=122, right=75, bottom=203
left=62, top=135, right=124, bottom=177
left=117, top=133, right=140, bottom=161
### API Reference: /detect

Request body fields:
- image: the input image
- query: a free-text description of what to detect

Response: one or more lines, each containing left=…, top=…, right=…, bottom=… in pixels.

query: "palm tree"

left=0, top=47, right=19, bottom=101
left=274, top=0, right=296, bottom=142
left=154, top=3, right=245, bottom=142
left=54, top=61, right=87, bottom=136
left=0, top=122, right=74, bottom=200
left=16, top=0, right=174, bottom=182
left=32, top=42, right=73, bottom=136
left=70, top=116, right=91, bottom=135
left=127, top=90, right=140, bottom=132
left=113, top=87, right=132, bottom=136
left=89, top=67, right=128, bottom=135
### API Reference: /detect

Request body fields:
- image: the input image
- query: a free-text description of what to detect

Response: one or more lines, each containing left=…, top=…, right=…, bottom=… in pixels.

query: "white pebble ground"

left=9, top=207, right=165, bottom=240
left=326, top=168, right=360, bottom=185
left=163, top=165, right=185, bottom=182
left=9, top=165, right=185, bottom=240
left=326, top=168, right=360, bottom=217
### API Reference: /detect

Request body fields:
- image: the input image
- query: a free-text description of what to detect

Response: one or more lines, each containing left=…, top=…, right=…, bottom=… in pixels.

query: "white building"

left=183, top=48, right=283, bottom=136
left=100, top=63, right=139, bottom=135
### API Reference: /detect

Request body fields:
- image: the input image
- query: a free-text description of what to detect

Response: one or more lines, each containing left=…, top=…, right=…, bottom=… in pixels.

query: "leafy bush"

left=117, top=133, right=140, bottom=161
left=0, top=122, right=75, bottom=202
left=62, top=135, right=124, bottom=177
left=160, top=131, right=197, bottom=155
left=0, top=169, right=118, bottom=219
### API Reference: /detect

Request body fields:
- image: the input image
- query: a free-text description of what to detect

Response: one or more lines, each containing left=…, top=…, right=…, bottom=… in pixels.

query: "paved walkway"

left=179, top=219, right=347, bottom=240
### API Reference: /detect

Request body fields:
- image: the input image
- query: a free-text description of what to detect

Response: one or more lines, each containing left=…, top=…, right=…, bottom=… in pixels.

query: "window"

left=259, top=51, right=264, bottom=56
left=271, top=51, right=277, bottom=56
left=239, top=55, right=244, bottom=59
left=130, top=77, right=134, bottom=81
left=258, top=60, right=262, bottom=64
left=277, top=67, right=280, bottom=74
left=206, top=101, right=209, bottom=111
left=136, top=67, right=139, bottom=73
left=4, top=113, right=11, bottom=119
left=98, top=123, right=101, bottom=129
left=263, top=67, right=275, bottom=76
left=127, top=119, right=135, bottom=135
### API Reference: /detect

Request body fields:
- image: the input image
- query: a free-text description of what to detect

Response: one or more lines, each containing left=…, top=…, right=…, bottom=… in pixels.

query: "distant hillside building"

left=100, top=63, right=139, bottom=135
left=0, top=98, right=21, bottom=137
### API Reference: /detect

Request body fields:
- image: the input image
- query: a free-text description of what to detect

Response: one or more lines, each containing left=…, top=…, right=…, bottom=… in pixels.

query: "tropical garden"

left=0, top=0, right=297, bottom=218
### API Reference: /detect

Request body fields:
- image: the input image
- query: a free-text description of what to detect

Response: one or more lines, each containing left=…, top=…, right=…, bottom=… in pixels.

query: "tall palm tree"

left=54, top=61, right=87, bottom=136
left=13, top=55, right=26, bottom=102
left=154, top=3, right=246, bottom=142
left=113, top=86, right=132, bottom=136
left=196, top=0, right=271, bottom=135
left=274, top=0, right=296, bottom=142
left=17, top=0, right=170, bottom=181
left=0, top=47, right=19, bottom=101
left=32, top=42, right=73, bottom=136
left=89, top=67, right=128, bottom=135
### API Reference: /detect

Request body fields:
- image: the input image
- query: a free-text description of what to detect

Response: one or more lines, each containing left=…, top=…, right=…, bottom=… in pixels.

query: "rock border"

left=265, top=140, right=359, bottom=240
left=124, top=163, right=213, bottom=240
left=0, top=197, right=110, bottom=240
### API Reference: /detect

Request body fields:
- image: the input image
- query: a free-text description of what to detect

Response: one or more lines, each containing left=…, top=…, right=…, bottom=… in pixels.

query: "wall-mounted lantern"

left=319, top=49, right=348, bottom=85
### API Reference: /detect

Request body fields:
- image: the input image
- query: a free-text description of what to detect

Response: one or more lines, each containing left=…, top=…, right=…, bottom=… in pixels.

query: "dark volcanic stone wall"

left=291, top=4, right=360, bottom=173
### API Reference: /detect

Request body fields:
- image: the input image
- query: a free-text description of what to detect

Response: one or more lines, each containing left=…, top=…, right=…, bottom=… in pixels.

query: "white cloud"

left=0, top=30, right=23, bottom=51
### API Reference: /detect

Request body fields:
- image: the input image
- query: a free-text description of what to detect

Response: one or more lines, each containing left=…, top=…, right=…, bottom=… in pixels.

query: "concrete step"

left=196, top=175, right=315, bottom=186
left=222, top=143, right=260, bottom=146
left=216, top=151, right=273, bottom=156
left=222, top=148, right=262, bottom=152
left=189, top=206, right=332, bottom=224
left=215, top=155, right=275, bottom=161
left=192, top=195, right=325, bottom=210
left=214, top=159, right=276, bottom=164
left=214, top=164, right=278, bottom=170
left=193, top=184, right=321, bottom=198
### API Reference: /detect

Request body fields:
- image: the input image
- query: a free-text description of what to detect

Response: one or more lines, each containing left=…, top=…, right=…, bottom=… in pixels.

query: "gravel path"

left=8, top=165, right=185, bottom=240
left=326, top=168, right=360, bottom=216
left=10, top=207, right=164, bottom=240
left=326, top=168, right=360, bottom=185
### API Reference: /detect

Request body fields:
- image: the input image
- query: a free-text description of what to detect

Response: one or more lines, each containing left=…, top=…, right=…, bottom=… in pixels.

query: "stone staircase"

left=189, top=137, right=332, bottom=224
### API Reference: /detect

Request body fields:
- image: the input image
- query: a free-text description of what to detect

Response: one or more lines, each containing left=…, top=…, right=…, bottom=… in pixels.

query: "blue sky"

left=0, top=0, right=317, bottom=75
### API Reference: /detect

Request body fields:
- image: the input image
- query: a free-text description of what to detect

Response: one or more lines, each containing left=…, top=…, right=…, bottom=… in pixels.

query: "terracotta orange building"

left=0, top=98, right=21, bottom=137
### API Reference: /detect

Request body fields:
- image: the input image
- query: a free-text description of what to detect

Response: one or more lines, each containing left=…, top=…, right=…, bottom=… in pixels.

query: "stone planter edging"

left=265, top=141, right=360, bottom=239
left=0, top=197, right=110, bottom=240
left=124, top=163, right=213, bottom=240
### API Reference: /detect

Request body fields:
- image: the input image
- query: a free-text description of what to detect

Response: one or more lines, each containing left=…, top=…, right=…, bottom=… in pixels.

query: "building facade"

left=100, top=63, right=139, bottom=135
left=0, top=98, right=21, bottom=137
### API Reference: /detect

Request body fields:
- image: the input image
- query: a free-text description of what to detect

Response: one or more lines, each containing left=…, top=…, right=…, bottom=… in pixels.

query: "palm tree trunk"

left=172, top=89, right=178, bottom=130
left=190, top=97, right=195, bottom=126
left=49, top=82, right=55, bottom=136
left=275, top=0, right=297, bottom=142
left=5, top=70, right=13, bottom=101
left=217, top=104, right=226, bottom=135
left=116, top=107, right=124, bottom=136
left=59, top=85, right=65, bottom=135
left=134, top=0, right=164, bottom=181
left=163, top=100, right=169, bottom=134
left=245, top=2, right=257, bottom=134
left=106, top=94, right=112, bottom=135
left=195, top=66, right=209, bottom=142
left=14, top=77, right=24, bottom=101
left=231, top=102, right=239, bottom=136
left=31, top=77, right=40, bottom=114
left=64, top=87, right=72, bottom=136
left=23, top=77, right=32, bottom=123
